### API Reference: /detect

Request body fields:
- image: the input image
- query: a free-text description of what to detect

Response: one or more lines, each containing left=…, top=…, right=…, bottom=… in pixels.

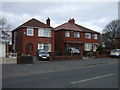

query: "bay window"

left=38, top=43, right=51, bottom=52
left=85, top=43, right=92, bottom=51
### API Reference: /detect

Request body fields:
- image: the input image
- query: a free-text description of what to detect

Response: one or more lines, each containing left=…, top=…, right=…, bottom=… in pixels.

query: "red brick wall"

left=13, top=27, right=55, bottom=56
left=55, top=30, right=99, bottom=52
left=115, top=37, right=120, bottom=49
left=12, top=28, right=23, bottom=52
left=55, top=30, right=64, bottom=52
left=52, top=55, right=83, bottom=61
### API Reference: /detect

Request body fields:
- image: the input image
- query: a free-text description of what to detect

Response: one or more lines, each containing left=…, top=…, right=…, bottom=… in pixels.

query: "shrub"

left=104, top=50, right=111, bottom=55
left=83, top=50, right=88, bottom=57
left=83, top=50, right=95, bottom=57
left=54, top=51, right=61, bottom=56
left=61, top=50, right=71, bottom=56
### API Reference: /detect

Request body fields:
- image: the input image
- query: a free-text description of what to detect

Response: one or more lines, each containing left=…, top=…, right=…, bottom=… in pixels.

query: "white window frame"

left=27, top=28, right=34, bottom=36
left=85, top=43, right=92, bottom=51
left=85, top=33, right=91, bottom=39
left=74, top=31, right=80, bottom=38
left=38, top=43, right=51, bottom=52
left=65, top=31, right=70, bottom=37
left=94, top=34, right=97, bottom=39
left=38, top=28, right=51, bottom=37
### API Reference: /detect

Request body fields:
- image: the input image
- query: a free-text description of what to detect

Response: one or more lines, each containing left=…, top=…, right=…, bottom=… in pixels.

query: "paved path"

left=2, top=58, right=118, bottom=78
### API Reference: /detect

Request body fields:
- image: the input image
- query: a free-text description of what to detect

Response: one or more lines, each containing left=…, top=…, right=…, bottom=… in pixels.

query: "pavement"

left=2, top=57, right=119, bottom=78
left=2, top=57, right=118, bottom=88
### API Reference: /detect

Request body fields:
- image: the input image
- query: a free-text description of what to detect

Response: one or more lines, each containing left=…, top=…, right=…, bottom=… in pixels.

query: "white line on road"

left=70, top=73, right=115, bottom=84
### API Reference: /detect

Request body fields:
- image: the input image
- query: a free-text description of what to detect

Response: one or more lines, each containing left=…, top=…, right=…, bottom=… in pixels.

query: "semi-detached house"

left=12, top=18, right=55, bottom=56
left=55, top=18, right=100, bottom=52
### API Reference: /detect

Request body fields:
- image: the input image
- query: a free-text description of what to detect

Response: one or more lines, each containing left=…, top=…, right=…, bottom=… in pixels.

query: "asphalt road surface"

left=2, top=60, right=118, bottom=88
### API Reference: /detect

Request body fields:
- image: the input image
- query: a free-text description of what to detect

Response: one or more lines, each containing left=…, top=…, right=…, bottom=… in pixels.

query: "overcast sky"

left=1, top=2, right=118, bottom=33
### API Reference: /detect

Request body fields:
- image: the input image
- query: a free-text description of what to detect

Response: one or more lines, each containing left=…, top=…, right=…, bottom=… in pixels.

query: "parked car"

left=67, top=47, right=80, bottom=54
left=36, top=49, right=50, bottom=60
left=110, top=49, right=120, bottom=57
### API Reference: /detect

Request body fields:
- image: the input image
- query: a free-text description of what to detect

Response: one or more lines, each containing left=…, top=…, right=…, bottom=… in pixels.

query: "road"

left=2, top=59, right=118, bottom=88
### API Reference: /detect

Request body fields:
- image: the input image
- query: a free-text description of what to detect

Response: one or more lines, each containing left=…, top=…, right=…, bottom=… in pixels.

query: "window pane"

left=74, top=32, right=80, bottom=38
left=94, top=34, right=97, bottom=39
left=85, top=43, right=92, bottom=51
left=65, top=31, right=70, bottom=37
left=38, top=28, right=44, bottom=36
left=38, top=28, right=51, bottom=37
left=38, top=43, right=51, bottom=52
left=38, top=43, right=43, bottom=50
left=86, top=33, right=91, bottom=39
left=27, top=28, right=33, bottom=36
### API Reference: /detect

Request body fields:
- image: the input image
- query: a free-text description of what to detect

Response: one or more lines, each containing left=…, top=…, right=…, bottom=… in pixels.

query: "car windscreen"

left=111, top=50, right=118, bottom=52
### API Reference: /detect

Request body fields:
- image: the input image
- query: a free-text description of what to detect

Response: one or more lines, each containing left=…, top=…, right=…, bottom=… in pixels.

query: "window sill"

left=27, top=35, right=33, bottom=36
left=38, top=36, right=51, bottom=38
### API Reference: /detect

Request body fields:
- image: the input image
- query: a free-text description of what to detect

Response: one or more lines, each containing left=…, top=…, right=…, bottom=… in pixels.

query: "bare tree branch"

left=101, top=19, right=120, bottom=49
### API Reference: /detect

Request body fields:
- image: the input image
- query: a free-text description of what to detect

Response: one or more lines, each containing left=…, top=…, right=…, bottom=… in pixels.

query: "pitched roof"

left=75, top=24, right=99, bottom=33
left=55, top=19, right=99, bottom=34
left=55, top=22, right=82, bottom=31
left=12, top=18, right=53, bottom=31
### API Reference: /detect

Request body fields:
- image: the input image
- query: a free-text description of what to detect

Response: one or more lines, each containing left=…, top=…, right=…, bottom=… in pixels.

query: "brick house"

left=55, top=18, right=100, bottom=52
left=115, top=31, right=120, bottom=49
left=12, top=18, right=55, bottom=56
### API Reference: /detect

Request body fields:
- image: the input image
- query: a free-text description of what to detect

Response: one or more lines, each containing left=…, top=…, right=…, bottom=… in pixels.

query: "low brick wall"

left=52, top=55, right=83, bottom=61
left=51, top=51, right=83, bottom=61
left=95, top=51, right=110, bottom=58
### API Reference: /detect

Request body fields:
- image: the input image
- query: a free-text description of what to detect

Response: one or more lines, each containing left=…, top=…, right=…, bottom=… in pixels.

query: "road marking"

left=70, top=73, right=115, bottom=84
left=81, top=62, right=117, bottom=68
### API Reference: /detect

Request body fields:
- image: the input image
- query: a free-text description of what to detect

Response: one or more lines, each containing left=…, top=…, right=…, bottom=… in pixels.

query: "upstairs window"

left=65, top=31, right=70, bottom=37
left=27, top=28, right=34, bottom=36
left=94, top=34, right=97, bottom=39
left=85, top=33, right=91, bottom=39
left=74, top=32, right=80, bottom=38
left=38, top=28, right=51, bottom=37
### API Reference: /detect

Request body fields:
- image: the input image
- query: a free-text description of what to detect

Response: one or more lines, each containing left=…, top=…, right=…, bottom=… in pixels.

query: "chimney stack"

left=46, top=17, right=50, bottom=26
left=68, top=18, right=75, bottom=24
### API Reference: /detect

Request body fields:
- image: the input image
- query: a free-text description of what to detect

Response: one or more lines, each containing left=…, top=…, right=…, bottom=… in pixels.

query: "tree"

left=0, top=17, right=11, bottom=31
left=0, top=17, right=12, bottom=44
left=101, top=19, right=120, bottom=49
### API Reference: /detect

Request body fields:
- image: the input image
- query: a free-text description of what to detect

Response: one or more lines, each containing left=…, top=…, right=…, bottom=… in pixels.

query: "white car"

left=68, top=47, right=80, bottom=54
left=110, top=49, right=120, bottom=57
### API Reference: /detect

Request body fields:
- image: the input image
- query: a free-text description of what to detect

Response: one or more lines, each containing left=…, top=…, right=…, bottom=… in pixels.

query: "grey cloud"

left=1, top=2, right=118, bottom=32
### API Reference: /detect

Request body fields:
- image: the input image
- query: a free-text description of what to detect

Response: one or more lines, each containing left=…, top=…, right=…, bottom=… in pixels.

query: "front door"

left=26, top=43, right=34, bottom=56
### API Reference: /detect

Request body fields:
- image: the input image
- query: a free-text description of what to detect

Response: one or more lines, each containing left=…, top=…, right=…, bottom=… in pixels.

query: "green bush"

left=98, top=50, right=105, bottom=55
left=83, top=50, right=88, bottom=57
left=54, top=51, right=61, bottom=56
left=61, top=50, right=71, bottom=56
left=83, top=50, right=95, bottom=57
left=104, top=50, right=111, bottom=55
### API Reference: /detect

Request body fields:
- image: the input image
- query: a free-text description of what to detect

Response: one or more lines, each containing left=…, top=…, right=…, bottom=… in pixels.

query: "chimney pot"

left=68, top=18, right=75, bottom=24
left=46, top=17, right=50, bottom=26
